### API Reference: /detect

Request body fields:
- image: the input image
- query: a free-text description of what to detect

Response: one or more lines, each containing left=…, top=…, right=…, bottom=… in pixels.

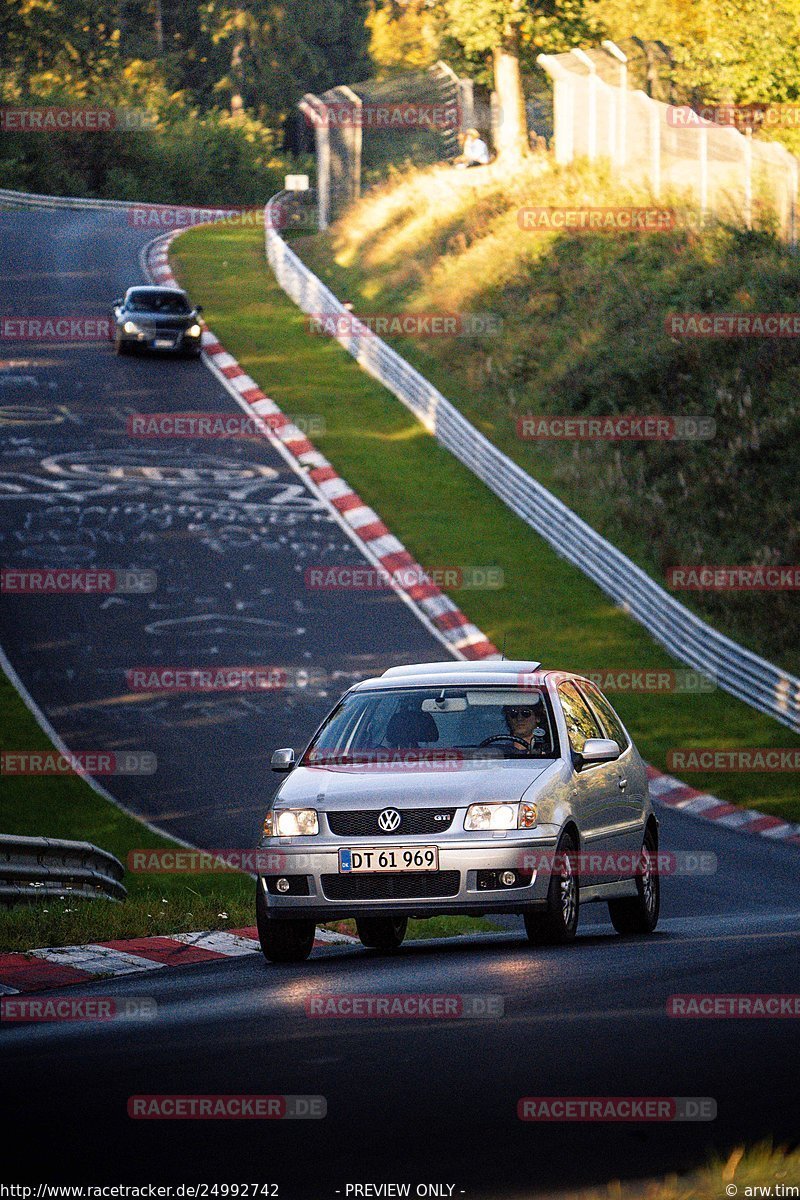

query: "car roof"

left=126, top=285, right=187, bottom=293
left=350, top=660, right=575, bottom=693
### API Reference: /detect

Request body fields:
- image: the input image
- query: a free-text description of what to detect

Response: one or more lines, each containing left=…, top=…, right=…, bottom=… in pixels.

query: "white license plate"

left=339, top=846, right=439, bottom=874
left=154, top=337, right=175, bottom=349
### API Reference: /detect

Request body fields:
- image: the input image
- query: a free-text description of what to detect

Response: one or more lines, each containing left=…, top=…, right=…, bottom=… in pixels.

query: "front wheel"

left=356, top=916, right=408, bottom=952
left=608, top=827, right=660, bottom=935
left=524, top=830, right=579, bottom=945
left=256, top=884, right=316, bottom=963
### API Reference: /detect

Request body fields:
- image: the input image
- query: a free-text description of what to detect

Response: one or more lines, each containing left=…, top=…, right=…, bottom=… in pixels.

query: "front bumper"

left=117, top=326, right=201, bottom=352
left=256, top=834, right=559, bottom=921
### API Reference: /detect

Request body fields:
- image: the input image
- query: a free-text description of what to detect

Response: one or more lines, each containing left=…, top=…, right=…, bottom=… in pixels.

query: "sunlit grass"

left=556, top=1143, right=799, bottom=1199
left=298, top=157, right=800, bottom=678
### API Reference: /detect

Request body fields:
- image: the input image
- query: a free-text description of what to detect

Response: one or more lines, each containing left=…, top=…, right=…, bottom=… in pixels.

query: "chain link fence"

left=537, top=45, right=799, bottom=244
left=300, top=62, right=473, bottom=230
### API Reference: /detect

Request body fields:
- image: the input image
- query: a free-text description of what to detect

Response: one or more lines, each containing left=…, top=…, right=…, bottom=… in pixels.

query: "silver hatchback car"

left=256, top=660, right=660, bottom=962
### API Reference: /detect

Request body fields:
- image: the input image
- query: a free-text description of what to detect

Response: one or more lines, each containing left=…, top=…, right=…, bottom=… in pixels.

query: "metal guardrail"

left=0, top=834, right=127, bottom=903
left=265, top=193, right=800, bottom=733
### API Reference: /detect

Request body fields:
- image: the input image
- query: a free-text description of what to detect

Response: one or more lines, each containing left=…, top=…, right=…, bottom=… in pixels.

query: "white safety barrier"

left=265, top=193, right=800, bottom=733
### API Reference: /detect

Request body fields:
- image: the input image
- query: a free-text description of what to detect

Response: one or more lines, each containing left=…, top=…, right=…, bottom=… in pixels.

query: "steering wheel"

left=478, top=734, right=529, bottom=750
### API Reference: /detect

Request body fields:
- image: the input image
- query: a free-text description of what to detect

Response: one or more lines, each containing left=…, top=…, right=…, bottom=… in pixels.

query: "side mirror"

left=195, top=304, right=203, bottom=313
left=271, top=747, right=296, bottom=772
left=576, top=737, right=620, bottom=768
left=113, top=298, right=123, bottom=308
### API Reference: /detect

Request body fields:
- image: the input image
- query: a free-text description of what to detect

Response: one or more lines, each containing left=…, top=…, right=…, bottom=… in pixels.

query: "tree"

left=367, top=0, right=444, bottom=73
left=444, top=0, right=530, bottom=159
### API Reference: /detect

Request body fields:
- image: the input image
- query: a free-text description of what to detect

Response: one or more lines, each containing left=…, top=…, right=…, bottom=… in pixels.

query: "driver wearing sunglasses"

left=502, top=701, right=547, bottom=752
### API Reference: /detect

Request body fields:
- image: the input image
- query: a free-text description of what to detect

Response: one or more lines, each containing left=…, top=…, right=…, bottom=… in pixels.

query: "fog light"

left=500, top=870, right=517, bottom=887
left=276, top=877, right=290, bottom=893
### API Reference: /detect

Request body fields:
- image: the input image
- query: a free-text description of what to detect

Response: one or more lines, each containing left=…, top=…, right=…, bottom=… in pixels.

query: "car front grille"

left=321, top=871, right=461, bottom=901
left=326, top=808, right=455, bottom=837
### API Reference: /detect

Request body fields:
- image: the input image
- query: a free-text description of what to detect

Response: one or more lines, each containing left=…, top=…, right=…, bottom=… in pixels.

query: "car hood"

left=274, top=759, right=557, bottom=809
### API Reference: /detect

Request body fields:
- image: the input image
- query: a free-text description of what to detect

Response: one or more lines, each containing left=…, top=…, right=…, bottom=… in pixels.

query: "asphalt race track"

left=0, top=207, right=448, bottom=848
left=1, top=206, right=799, bottom=1196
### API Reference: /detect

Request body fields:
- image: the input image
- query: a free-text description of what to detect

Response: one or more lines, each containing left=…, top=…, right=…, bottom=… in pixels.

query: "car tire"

left=114, top=337, right=129, bottom=355
left=608, top=826, right=660, bottom=935
left=524, top=830, right=579, bottom=945
left=356, top=916, right=408, bottom=952
left=256, top=883, right=316, bottom=963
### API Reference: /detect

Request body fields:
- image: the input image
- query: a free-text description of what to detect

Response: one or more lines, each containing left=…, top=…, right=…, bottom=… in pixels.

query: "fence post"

left=333, top=85, right=362, bottom=203
left=743, top=128, right=753, bottom=230
left=602, top=40, right=628, bottom=166
left=299, top=94, right=330, bottom=231
left=699, top=125, right=708, bottom=226
left=459, top=77, right=475, bottom=131
left=649, top=99, right=661, bottom=196
left=572, top=49, right=597, bottom=160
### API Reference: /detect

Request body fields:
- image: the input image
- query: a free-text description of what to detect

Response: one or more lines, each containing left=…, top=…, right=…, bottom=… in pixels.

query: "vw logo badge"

left=378, top=808, right=402, bottom=833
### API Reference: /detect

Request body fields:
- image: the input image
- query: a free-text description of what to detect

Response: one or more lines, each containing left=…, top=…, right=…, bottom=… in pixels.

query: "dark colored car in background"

left=112, top=286, right=203, bottom=357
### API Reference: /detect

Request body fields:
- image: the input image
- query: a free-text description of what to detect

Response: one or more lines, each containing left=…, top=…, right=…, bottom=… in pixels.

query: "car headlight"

left=123, top=320, right=141, bottom=334
left=464, top=802, right=538, bottom=830
left=465, top=802, right=518, bottom=830
left=186, top=323, right=202, bottom=337
left=265, top=808, right=319, bottom=837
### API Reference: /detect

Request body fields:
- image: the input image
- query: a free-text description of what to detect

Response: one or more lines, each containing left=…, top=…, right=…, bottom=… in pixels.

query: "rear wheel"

left=256, top=883, right=316, bottom=963
left=608, top=827, right=660, bottom=935
left=356, top=916, right=408, bottom=952
left=524, top=830, right=579, bottom=945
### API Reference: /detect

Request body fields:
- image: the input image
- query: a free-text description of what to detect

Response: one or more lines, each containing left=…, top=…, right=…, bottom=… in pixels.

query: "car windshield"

left=303, top=686, right=557, bottom=764
left=126, top=290, right=191, bottom=314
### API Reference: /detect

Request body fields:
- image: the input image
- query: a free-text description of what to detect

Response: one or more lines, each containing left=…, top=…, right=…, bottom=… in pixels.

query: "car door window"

left=578, top=682, right=630, bottom=753
left=557, top=682, right=603, bottom=754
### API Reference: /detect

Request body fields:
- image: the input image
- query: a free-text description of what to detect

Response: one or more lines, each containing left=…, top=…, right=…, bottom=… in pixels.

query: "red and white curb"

left=646, top=765, right=800, bottom=845
left=143, top=233, right=496, bottom=661
left=0, top=926, right=358, bottom=995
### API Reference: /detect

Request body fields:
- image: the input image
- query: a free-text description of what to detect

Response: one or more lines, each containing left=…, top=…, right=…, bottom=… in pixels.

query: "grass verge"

left=0, top=666, right=254, bottom=952
left=549, top=1142, right=799, bottom=1199
left=170, top=219, right=800, bottom=825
